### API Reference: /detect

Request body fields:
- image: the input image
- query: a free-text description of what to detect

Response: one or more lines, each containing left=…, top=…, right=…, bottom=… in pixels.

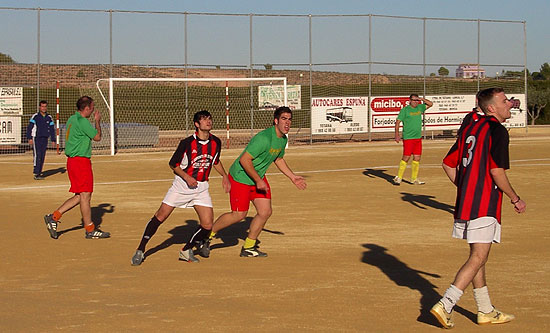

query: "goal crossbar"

left=96, top=77, right=288, bottom=155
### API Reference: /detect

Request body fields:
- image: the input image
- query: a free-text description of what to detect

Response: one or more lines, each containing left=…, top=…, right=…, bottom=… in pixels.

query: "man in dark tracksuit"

left=27, top=100, right=56, bottom=180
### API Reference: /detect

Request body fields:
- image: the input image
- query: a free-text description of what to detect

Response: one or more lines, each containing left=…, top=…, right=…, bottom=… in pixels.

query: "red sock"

left=84, top=223, right=95, bottom=232
left=52, top=210, right=62, bottom=221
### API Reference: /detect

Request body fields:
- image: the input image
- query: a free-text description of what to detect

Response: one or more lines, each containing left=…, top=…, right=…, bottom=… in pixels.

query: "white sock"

left=441, top=284, right=463, bottom=313
left=473, top=286, right=493, bottom=313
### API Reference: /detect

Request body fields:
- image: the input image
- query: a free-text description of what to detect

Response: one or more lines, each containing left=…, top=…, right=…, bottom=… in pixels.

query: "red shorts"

left=403, top=139, right=422, bottom=156
left=67, top=156, right=94, bottom=193
left=229, top=174, right=271, bottom=212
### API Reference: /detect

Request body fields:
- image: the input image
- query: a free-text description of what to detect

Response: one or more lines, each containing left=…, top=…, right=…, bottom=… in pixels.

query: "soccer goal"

left=96, top=77, right=288, bottom=155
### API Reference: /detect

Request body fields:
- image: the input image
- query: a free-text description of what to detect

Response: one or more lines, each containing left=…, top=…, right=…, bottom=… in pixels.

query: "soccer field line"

left=2, top=159, right=549, bottom=192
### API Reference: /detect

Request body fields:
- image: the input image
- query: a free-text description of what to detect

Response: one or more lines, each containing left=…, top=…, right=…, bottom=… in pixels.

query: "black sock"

left=137, top=216, right=163, bottom=252
left=183, top=226, right=211, bottom=251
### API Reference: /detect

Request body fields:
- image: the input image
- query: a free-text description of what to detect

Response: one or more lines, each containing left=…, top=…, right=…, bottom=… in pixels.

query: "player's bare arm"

left=239, top=151, right=267, bottom=191
left=213, top=161, right=231, bottom=193
left=421, top=97, right=434, bottom=109
left=274, top=158, right=307, bottom=190
left=442, top=162, right=457, bottom=184
left=394, top=119, right=401, bottom=143
left=490, top=167, right=526, bottom=213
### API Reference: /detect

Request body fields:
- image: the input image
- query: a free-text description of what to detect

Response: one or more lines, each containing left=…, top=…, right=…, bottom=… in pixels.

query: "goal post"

left=96, top=77, right=288, bottom=155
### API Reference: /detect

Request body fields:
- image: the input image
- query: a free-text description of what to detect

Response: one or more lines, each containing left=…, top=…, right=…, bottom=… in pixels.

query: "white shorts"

left=452, top=216, right=501, bottom=243
left=162, top=180, right=213, bottom=208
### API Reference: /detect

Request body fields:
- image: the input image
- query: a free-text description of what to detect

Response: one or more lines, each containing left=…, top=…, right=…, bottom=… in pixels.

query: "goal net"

left=95, top=77, right=288, bottom=155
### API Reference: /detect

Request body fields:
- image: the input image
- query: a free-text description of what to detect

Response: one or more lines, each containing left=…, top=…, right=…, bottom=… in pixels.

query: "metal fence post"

left=422, top=17, right=426, bottom=139
left=477, top=19, right=481, bottom=91
left=249, top=13, right=254, bottom=138
left=184, top=12, right=189, bottom=137
left=523, top=21, right=529, bottom=133
left=109, top=10, right=113, bottom=79
left=368, top=14, right=372, bottom=142
left=309, top=14, right=313, bottom=145
left=37, top=7, right=40, bottom=107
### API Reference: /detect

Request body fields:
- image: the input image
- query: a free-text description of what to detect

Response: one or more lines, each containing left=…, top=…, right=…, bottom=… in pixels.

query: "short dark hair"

left=39, top=100, right=48, bottom=106
left=409, top=94, right=419, bottom=100
left=477, top=88, right=504, bottom=115
left=76, top=96, right=94, bottom=111
left=193, top=110, right=212, bottom=130
left=274, top=106, right=292, bottom=120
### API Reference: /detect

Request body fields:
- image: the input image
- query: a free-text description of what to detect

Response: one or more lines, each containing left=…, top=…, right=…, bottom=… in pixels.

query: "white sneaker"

left=393, top=176, right=402, bottom=185
left=477, top=307, right=515, bottom=325
left=179, top=248, right=199, bottom=262
left=430, top=301, right=454, bottom=329
left=412, top=179, right=425, bottom=185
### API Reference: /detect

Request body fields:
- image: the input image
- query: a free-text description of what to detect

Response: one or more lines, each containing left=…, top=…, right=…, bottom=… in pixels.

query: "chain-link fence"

left=0, top=7, right=527, bottom=154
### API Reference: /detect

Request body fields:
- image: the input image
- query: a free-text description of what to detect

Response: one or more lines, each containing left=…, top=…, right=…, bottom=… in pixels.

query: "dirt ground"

left=1, top=128, right=549, bottom=332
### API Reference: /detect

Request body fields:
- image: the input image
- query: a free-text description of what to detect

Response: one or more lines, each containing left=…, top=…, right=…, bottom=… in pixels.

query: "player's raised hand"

left=94, top=109, right=101, bottom=122
left=292, top=175, right=307, bottom=190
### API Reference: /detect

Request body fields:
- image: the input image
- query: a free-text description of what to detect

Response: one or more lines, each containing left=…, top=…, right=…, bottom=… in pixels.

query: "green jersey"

left=397, top=103, right=427, bottom=140
left=65, top=111, right=98, bottom=158
left=229, top=126, right=287, bottom=185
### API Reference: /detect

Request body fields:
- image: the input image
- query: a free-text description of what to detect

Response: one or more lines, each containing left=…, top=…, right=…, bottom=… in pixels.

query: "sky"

left=0, top=0, right=548, bottom=74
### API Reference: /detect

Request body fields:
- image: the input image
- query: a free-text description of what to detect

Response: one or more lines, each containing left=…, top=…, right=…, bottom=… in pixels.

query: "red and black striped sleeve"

left=169, top=137, right=191, bottom=169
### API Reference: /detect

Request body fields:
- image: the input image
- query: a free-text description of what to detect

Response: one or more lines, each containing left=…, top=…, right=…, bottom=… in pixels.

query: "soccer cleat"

left=477, top=307, right=515, bottom=325
left=44, top=214, right=58, bottom=239
left=131, top=250, right=145, bottom=266
left=179, top=248, right=199, bottom=262
left=430, top=301, right=454, bottom=329
left=197, top=239, right=211, bottom=258
left=393, top=176, right=402, bottom=185
left=240, top=246, right=268, bottom=258
left=412, top=178, right=425, bottom=185
left=85, top=229, right=111, bottom=239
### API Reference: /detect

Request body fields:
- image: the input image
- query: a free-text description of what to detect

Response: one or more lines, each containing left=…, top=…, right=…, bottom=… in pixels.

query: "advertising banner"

left=0, top=116, right=21, bottom=144
left=258, top=85, right=301, bottom=110
left=311, top=97, right=368, bottom=135
left=369, top=94, right=526, bottom=132
left=0, top=87, right=23, bottom=115
left=0, top=87, right=23, bottom=144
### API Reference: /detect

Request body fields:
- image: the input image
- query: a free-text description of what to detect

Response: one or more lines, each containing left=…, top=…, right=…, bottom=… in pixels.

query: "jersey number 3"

left=462, top=135, right=476, bottom=167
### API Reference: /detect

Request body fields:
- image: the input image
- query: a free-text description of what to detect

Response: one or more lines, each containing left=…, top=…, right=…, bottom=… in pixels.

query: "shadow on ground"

left=211, top=217, right=285, bottom=251
left=144, top=219, right=199, bottom=259
left=41, top=167, right=66, bottom=178
left=57, top=203, right=115, bottom=237
left=363, top=168, right=395, bottom=185
left=361, top=243, right=476, bottom=327
left=399, top=192, right=454, bottom=214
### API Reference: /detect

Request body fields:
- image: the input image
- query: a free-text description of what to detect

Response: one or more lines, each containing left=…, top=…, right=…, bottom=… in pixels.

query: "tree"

left=503, top=69, right=529, bottom=79
left=438, top=67, right=449, bottom=76
left=0, top=52, right=15, bottom=63
left=540, top=62, right=550, bottom=79
left=531, top=63, right=550, bottom=80
left=264, top=63, right=273, bottom=70
left=527, top=88, right=550, bottom=125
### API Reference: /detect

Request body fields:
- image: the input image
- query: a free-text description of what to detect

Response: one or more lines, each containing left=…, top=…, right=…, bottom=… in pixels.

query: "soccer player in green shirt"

left=393, top=94, right=433, bottom=185
left=202, top=106, right=306, bottom=257
left=43, top=96, right=110, bottom=240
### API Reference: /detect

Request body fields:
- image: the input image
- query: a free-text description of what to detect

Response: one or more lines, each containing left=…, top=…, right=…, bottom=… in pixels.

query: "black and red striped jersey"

left=169, top=133, right=221, bottom=182
left=457, top=108, right=485, bottom=136
left=446, top=108, right=486, bottom=155
left=443, top=116, right=510, bottom=222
